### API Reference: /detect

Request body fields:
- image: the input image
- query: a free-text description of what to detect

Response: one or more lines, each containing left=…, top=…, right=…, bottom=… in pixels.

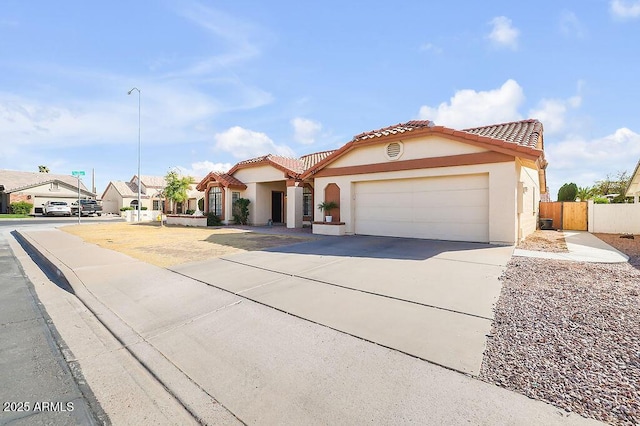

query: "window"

left=303, top=186, right=312, bottom=216
left=50, top=182, right=60, bottom=191
left=232, top=191, right=240, bottom=204
left=153, top=200, right=162, bottom=211
left=209, top=187, right=222, bottom=216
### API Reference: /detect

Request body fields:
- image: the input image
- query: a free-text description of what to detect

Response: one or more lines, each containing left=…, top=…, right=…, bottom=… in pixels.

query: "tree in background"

left=38, top=165, right=49, bottom=173
left=592, top=171, right=631, bottom=203
left=576, top=186, right=594, bottom=201
left=162, top=171, right=195, bottom=213
left=557, top=183, right=578, bottom=201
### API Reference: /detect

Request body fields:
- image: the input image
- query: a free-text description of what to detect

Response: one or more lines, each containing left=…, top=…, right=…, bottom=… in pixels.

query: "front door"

left=271, top=191, right=283, bottom=223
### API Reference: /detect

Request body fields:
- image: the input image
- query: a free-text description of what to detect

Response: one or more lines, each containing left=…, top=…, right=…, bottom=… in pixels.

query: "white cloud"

left=174, top=3, right=269, bottom=76
left=291, top=117, right=322, bottom=145
left=610, top=0, right=640, bottom=19
left=214, top=126, right=295, bottom=159
left=559, top=11, right=587, bottom=38
left=419, top=42, right=443, bottom=54
left=487, top=16, right=519, bottom=50
left=545, top=128, right=640, bottom=192
left=174, top=161, right=233, bottom=179
left=418, top=79, right=524, bottom=128
left=528, top=95, right=582, bottom=134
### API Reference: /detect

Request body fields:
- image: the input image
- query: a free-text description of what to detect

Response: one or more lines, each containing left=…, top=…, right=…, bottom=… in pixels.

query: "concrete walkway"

left=513, top=231, right=629, bottom=263
left=11, top=229, right=604, bottom=425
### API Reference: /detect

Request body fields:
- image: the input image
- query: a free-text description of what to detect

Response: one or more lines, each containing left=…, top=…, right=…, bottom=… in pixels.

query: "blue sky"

left=1, top=1, right=640, bottom=198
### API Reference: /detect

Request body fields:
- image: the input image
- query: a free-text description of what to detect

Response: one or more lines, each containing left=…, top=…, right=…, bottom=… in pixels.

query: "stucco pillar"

left=287, top=184, right=303, bottom=228
left=634, top=194, right=639, bottom=204
left=224, top=187, right=233, bottom=224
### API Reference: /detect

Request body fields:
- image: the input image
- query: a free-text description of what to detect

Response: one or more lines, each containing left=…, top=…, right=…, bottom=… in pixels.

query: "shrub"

left=10, top=201, right=33, bottom=215
left=186, top=209, right=195, bottom=215
left=207, top=212, right=222, bottom=226
left=593, top=196, right=610, bottom=204
left=232, top=198, right=251, bottom=225
left=120, top=206, right=134, bottom=211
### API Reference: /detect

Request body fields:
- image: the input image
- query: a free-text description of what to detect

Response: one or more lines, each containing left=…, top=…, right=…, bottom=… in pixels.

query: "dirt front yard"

left=61, top=222, right=313, bottom=268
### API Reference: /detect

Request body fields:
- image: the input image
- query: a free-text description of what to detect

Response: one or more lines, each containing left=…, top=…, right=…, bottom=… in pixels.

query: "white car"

left=42, top=201, right=71, bottom=216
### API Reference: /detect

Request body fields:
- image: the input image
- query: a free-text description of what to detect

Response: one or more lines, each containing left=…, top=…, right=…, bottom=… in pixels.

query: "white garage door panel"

left=354, top=174, right=489, bottom=242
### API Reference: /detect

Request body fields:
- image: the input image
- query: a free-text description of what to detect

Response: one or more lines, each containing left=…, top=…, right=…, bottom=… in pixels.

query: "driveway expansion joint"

left=219, top=257, right=495, bottom=322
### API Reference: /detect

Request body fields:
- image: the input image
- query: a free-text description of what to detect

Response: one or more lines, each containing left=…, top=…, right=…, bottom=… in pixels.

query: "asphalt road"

left=0, top=231, right=103, bottom=425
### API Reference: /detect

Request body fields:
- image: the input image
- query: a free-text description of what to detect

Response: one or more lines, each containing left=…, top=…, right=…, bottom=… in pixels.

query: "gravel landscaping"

left=481, top=233, right=640, bottom=425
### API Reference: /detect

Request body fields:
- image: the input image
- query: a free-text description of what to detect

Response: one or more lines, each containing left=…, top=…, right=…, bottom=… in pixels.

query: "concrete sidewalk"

left=513, top=231, right=629, bottom=263
left=14, top=228, right=603, bottom=425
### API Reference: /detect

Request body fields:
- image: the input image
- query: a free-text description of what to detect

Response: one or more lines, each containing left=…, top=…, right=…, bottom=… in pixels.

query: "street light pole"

left=128, top=87, right=141, bottom=222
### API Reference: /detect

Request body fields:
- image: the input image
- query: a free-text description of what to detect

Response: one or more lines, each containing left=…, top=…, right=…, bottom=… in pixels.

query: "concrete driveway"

left=171, top=235, right=513, bottom=375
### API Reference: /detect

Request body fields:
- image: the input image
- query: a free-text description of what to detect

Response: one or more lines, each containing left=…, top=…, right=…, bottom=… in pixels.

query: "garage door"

left=354, top=174, right=489, bottom=242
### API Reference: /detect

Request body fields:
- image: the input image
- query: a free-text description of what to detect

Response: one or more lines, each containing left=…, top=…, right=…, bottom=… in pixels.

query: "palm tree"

left=38, top=165, right=50, bottom=173
left=576, top=186, right=594, bottom=201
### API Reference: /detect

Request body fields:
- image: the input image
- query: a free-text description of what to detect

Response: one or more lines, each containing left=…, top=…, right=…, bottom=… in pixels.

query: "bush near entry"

left=10, top=201, right=33, bottom=215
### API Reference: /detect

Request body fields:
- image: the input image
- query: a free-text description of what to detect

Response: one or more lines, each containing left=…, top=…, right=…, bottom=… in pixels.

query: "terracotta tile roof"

left=0, top=169, right=91, bottom=193
left=300, top=119, right=545, bottom=179
left=352, top=120, right=435, bottom=141
left=300, top=150, right=336, bottom=170
left=231, top=154, right=304, bottom=176
left=269, top=156, right=305, bottom=174
left=462, top=119, right=543, bottom=149
left=196, top=172, right=247, bottom=191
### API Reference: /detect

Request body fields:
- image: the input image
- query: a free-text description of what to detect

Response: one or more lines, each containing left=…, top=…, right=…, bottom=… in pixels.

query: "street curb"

left=13, top=230, right=243, bottom=426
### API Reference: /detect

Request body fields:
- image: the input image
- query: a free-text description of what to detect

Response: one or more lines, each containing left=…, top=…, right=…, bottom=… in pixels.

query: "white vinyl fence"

left=588, top=200, right=640, bottom=234
left=120, top=210, right=162, bottom=222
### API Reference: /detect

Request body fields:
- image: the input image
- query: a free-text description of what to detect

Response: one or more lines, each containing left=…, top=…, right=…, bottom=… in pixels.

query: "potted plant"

left=318, top=201, right=338, bottom=223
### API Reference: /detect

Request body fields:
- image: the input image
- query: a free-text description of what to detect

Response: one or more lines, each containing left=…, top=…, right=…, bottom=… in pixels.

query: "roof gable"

left=196, top=172, right=247, bottom=191
left=301, top=119, right=545, bottom=179
left=228, top=154, right=304, bottom=177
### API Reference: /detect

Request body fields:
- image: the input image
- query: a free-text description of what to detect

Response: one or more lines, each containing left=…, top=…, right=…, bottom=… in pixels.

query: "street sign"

left=72, top=170, right=85, bottom=177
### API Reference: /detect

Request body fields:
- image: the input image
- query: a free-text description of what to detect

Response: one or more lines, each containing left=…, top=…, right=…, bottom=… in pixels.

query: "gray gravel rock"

left=480, top=257, right=640, bottom=425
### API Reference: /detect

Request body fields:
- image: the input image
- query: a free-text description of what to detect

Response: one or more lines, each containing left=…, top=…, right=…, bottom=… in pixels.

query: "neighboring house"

left=625, top=158, right=640, bottom=203
left=101, top=175, right=204, bottom=214
left=0, top=169, right=95, bottom=214
left=197, top=119, right=548, bottom=244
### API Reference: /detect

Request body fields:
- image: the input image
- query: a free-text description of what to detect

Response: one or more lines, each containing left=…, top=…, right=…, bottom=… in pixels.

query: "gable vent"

left=385, top=142, right=403, bottom=160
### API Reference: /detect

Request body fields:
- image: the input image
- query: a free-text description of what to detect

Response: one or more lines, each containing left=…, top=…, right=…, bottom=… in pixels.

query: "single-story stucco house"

left=197, top=119, right=548, bottom=245
left=0, top=169, right=95, bottom=214
left=101, top=175, right=204, bottom=214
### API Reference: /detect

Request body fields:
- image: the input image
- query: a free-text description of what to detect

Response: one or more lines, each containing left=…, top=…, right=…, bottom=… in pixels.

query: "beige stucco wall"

left=233, top=165, right=287, bottom=184
left=254, top=181, right=287, bottom=225
left=330, top=135, right=489, bottom=168
left=516, top=161, right=541, bottom=241
left=314, top=161, right=519, bottom=244
left=17, top=182, right=92, bottom=214
left=101, top=185, right=124, bottom=214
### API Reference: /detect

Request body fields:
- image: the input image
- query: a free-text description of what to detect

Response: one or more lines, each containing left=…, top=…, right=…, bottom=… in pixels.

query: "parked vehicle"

left=71, top=199, right=103, bottom=217
left=42, top=201, right=71, bottom=216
